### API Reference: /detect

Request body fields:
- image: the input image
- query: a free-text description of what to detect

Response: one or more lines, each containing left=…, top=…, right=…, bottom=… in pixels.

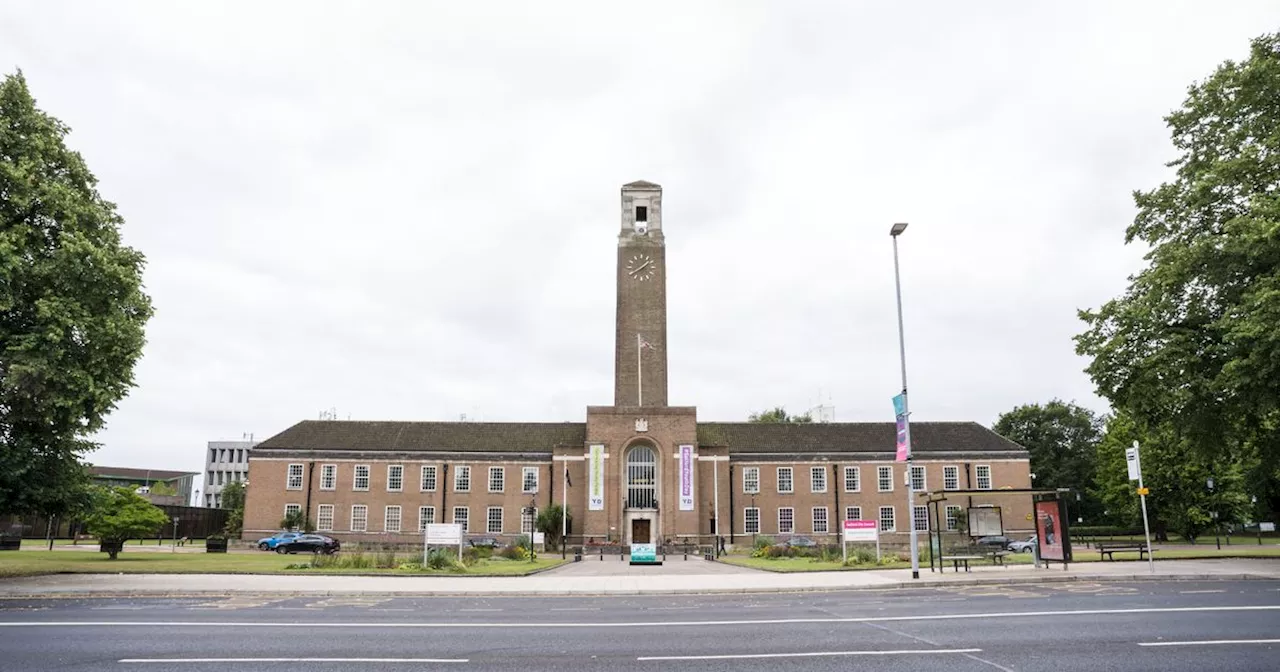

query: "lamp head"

left=890, top=222, right=908, bottom=237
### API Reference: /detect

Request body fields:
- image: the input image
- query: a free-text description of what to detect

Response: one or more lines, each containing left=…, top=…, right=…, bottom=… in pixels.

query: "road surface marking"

left=550, top=607, right=600, bottom=611
left=7, top=605, right=1280, bottom=629
left=1178, top=590, right=1226, bottom=594
left=1139, top=639, right=1280, bottom=647
left=118, top=658, right=468, bottom=663
left=458, top=608, right=502, bottom=612
left=638, top=648, right=982, bottom=660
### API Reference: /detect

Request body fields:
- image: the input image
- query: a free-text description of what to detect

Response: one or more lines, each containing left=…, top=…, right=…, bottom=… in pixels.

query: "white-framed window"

left=945, top=505, right=961, bottom=531
left=810, top=466, right=827, bottom=493
left=743, top=467, right=760, bottom=494
left=453, top=506, right=469, bottom=532
left=316, top=504, right=334, bottom=532
left=286, top=464, right=304, bottom=490
left=351, top=505, right=368, bottom=532
left=878, top=465, right=894, bottom=492
left=913, top=505, right=929, bottom=532
left=845, top=506, right=862, bottom=522
left=813, top=507, right=829, bottom=533
left=777, top=467, right=794, bottom=494
left=943, top=466, right=959, bottom=491
left=486, top=506, right=503, bottom=534
left=319, top=464, right=336, bottom=490
left=521, top=508, right=534, bottom=536
left=385, top=505, right=402, bottom=533
left=910, top=465, right=926, bottom=492
left=387, top=465, right=404, bottom=492
left=421, top=465, right=437, bottom=492
left=843, top=466, right=860, bottom=493
left=879, top=506, right=895, bottom=532
left=283, top=503, right=301, bottom=520
left=522, top=466, right=538, bottom=493
left=418, top=506, right=436, bottom=532
left=353, top=464, right=370, bottom=491
left=488, top=466, right=505, bottom=493
left=454, top=465, right=471, bottom=492
left=778, top=507, right=795, bottom=534
left=976, top=465, right=992, bottom=490
left=744, top=507, right=761, bottom=534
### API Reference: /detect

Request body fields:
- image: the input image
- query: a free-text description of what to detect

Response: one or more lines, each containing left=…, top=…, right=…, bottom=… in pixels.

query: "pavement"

left=1, top=556, right=1277, bottom=597
left=1, top=579, right=1278, bottom=671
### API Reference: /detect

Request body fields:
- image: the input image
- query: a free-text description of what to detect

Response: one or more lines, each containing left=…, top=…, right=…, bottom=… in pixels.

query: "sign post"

left=425, top=523, right=463, bottom=565
left=1127, top=441, right=1155, bottom=575
left=842, top=519, right=880, bottom=564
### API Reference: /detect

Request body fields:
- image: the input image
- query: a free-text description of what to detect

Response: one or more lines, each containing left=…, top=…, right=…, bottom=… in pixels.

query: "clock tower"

left=615, top=180, right=667, bottom=407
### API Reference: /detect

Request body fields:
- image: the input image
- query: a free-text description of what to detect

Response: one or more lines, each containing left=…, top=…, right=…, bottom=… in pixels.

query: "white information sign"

left=425, top=523, right=462, bottom=545
left=843, top=520, right=878, bottom=543
left=1126, top=446, right=1141, bottom=481
left=1262, top=522, right=1276, bottom=533
left=533, top=532, right=546, bottom=545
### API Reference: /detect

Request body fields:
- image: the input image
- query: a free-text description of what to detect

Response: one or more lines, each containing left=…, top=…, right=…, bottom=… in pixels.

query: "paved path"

left=1, top=558, right=1276, bottom=597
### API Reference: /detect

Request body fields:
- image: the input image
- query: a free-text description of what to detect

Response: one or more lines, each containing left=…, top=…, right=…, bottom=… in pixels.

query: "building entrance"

left=632, top=518, right=651, bottom=544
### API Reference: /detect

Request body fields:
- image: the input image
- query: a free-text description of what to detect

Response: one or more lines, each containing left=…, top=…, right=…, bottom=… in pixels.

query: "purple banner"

left=895, top=416, right=909, bottom=462
left=679, top=444, right=694, bottom=511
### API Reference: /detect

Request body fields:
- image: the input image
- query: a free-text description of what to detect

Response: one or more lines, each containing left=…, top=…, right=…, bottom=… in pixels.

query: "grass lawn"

left=0, top=550, right=565, bottom=578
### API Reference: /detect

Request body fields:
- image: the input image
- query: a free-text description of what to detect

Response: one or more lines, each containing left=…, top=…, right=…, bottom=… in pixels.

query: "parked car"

left=274, top=534, right=340, bottom=555
left=974, top=535, right=1012, bottom=551
left=1008, top=536, right=1037, bottom=553
left=468, top=537, right=500, bottom=548
left=781, top=536, right=818, bottom=548
left=256, top=531, right=301, bottom=551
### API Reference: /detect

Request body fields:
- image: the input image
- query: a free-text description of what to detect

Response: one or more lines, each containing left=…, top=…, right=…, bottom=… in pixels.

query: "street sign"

left=425, top=523, right=462, bottom=545
left=1126, top=446, right=1141, bottom=481
left=842, top=520, right=877, bottom=543
left=1137, top=487, right=1150, bottom=496
left=532, top=532, right=546, bottom=545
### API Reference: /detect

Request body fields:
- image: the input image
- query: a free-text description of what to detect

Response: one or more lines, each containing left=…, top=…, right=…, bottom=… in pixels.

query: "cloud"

left=1, top=0, right=1276, bottom=485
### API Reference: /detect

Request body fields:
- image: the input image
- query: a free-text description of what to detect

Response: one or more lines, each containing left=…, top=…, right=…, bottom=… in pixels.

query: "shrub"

left=498, top=543, right=530, bottom=561
left=764, top=544, right=795, bottom=558
left=462, top=547, right=482, bottom=566
left=398, top=562, right=423, bottom=571
left=376, top=547, right=399, bottom=569
left=878, top=552, right=901, bottom=565
left=753, top=536, right=774, bottom=551
left=427, top=547, right=456, bottom=570
left=818, top=545, right=842, bottom=563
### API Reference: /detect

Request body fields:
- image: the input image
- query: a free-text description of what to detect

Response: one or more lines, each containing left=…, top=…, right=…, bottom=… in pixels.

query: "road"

left=1, top=579, right=1278, bottom=671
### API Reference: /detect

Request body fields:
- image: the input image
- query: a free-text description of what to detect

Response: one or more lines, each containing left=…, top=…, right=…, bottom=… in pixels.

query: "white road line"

left=1139, top=639, right=1280, bottom=647
left=550, top=608, right=600, bottom=611
left=458, top=608, right=502, bottom=612
left=6, top=605, right=1279, bottom=629
left=638, top=648, right=982, bottom=661
left=1178, top=590, right=1226, bottom=594
left=118, top=658, right=468, bottom=663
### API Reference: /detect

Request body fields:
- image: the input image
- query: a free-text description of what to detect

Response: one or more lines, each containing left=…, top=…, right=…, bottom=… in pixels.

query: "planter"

left=0, top=537, right=20, bottom=551
left=206, top=538, right=229, bottom=553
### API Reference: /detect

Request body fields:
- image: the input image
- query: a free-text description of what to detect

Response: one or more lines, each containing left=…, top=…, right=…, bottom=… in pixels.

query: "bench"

left=988, top=550, right=1011, bottom=566
left=1097, top=542, right=1153, bottom=561
left=941, top=554, right=984, bottom=572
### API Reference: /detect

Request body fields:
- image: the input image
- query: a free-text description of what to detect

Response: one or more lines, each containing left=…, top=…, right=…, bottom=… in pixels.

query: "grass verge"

left=0, top=550, right=565, bottom=578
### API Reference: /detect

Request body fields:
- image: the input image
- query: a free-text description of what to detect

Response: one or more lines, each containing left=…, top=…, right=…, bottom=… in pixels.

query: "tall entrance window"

left=626, top=445, right=657, bottom=509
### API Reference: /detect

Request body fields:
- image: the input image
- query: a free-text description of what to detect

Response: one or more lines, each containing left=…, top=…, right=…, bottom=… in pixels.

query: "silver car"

left=1008, top=535, right=1037, bottom=553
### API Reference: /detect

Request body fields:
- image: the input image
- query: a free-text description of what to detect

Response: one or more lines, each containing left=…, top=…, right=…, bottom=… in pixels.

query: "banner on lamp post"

left=678, top=444, right=694, bottom=511
left=893, top=393, right=910, bottom=462
left=588, top=444, right=604, bottom=511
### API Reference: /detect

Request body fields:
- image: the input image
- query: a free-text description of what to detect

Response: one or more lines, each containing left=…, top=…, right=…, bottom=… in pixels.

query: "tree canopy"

left=0, top=71, right=154, bottom=516
left=1075, top=32, right=1280, bottom=516
left=748, top=407, right=813, bottom=423
left=84, top=486, right=169, bottom=559
left=993, top=399, right=1105, bottom=520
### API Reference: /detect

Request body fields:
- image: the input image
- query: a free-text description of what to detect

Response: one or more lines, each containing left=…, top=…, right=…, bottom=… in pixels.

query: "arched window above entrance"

left=626, top=445, right=657, bottom=509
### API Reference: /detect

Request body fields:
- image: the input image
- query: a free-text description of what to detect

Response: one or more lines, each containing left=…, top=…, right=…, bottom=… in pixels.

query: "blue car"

left=257, top=532, right=301, bottom=551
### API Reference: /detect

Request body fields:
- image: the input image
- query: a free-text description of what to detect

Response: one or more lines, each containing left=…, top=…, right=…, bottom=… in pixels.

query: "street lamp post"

left=890, top=221, right=920, bottom=580
left=1207, top=477, right=1220, bottom=550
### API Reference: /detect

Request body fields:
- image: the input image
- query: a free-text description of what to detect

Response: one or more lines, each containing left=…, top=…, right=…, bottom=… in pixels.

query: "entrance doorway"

left=631, top=518, right=651, bottom=544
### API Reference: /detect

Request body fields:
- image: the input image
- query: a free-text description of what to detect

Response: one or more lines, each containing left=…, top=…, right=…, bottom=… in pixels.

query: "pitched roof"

left=697, top=421, right=1026, bottom=456
left=89, top=466, right=198, bottom=481
left=622, top=180, right=661, bottom=189
left=255, top=420, right=587, bottom=453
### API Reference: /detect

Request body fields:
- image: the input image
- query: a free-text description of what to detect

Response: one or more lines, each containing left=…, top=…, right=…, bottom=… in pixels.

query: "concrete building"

left=244, top=181, right=1032, bottom=546
left=204, top=439, right=256, bottom=508
left=89, top=466, right=198, bottom=506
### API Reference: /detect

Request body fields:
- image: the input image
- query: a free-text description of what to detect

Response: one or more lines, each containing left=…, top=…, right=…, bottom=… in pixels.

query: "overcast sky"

left=2, top=2, right=1277, bottom=480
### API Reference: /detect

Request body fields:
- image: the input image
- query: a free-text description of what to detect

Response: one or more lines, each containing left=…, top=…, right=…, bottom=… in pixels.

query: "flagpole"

left=637, top=332, right=643, bottom=406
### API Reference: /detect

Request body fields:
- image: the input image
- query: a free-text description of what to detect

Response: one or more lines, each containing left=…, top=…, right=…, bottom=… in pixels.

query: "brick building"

left=244, top=181, right=1032, bottom=546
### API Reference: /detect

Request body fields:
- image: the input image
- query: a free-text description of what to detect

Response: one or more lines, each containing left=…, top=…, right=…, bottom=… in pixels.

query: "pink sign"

left=843, top=519, right=878, bottom=542
left=678, top=444, right=694, bottom=511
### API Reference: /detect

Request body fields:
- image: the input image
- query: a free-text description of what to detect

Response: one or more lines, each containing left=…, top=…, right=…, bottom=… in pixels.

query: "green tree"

left=279, top=508, right=312, bottom=532
left=535, top=503, right=572, bottom=551
left=84, top=486, right=169, bottom=559
left=748, top=407, right=813, bottom=423
left=993, top=400, right=1106, bottom=521
left=1075, top=33, right=1280, bottom=519
left=0, top=71, right=154, bottom=516
left=147, top=480, right=177, bottom=497
left=220, top=480, right=246, bottom=536
left=1094, top=414, right=1253, bottom=541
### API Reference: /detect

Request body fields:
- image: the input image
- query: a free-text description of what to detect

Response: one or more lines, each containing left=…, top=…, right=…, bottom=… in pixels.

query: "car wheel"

left=258, top=542, right=269, bottom=551
left=275, top=546, right=287, bottom=554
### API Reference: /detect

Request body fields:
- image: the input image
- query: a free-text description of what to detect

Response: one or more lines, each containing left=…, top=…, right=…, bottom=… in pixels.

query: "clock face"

left=626, top=253, right=657, bottom=281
